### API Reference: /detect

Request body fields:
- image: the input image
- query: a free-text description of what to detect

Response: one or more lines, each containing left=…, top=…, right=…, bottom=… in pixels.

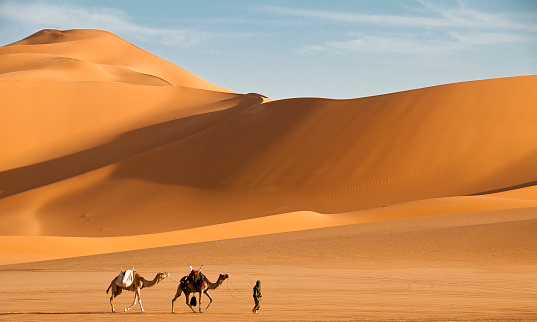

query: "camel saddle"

left=115, top=269, right=134, bottom=288
left=181, top=270, right=205, bottom=292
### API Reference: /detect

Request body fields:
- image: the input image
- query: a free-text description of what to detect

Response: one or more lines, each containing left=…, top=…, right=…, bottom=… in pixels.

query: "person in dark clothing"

left=252, top=280, right=262, bottom=314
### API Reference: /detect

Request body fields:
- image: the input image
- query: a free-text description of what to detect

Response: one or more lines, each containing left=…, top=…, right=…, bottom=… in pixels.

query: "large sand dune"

left=0, top=29, right=536, bottom=320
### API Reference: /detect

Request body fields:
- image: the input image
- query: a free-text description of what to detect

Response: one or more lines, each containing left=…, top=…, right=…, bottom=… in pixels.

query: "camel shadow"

left=0, top=311, right=182, bottom=315
left=0, top=311, right=108, bottom=315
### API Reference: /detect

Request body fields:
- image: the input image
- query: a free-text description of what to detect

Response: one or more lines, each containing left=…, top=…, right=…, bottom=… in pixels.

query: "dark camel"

left=171, top=273, right=230, bottom=313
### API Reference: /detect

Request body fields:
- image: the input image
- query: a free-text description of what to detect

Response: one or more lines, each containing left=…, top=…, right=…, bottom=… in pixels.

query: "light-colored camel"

left=171, top=273, right=230, bottom=313
left=106, top=271, right=169, bottom=312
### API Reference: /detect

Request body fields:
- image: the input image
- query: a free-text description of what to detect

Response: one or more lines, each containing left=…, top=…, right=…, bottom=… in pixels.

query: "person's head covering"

left=256, top=280, right=261, bottom=285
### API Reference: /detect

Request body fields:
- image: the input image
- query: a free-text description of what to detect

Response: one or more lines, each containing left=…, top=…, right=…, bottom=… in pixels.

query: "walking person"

left=252, top=280, right=262, bottom=314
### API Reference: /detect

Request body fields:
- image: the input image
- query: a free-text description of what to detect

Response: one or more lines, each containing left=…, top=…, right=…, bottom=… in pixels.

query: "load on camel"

left=106, top=267, right=169, bottom=312
left=172, top=265, right=230, bottom=313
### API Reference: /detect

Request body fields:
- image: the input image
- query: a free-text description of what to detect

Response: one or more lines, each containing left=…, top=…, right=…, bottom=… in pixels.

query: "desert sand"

left=0, top=29, right=536, bottom=320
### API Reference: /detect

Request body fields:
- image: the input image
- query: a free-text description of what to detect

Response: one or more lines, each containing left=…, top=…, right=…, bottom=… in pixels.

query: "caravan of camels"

left=107, top=265, right=231, bottom=314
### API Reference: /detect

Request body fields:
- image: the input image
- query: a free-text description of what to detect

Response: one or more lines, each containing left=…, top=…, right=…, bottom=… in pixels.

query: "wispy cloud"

left=299, top=31, right=533, bottom=55
left=0, top=1, right=198, bottom=46
left=263, top=1, right=537, bottom=56
left=447, top=31, right=532, bottom=46
left=262, top=6, right=453, bottom=29
left=315, top=34, right=452, bottom=55
left=263, top=1, right=536, bottom=31
left=415, top=0, right=536, bottom=32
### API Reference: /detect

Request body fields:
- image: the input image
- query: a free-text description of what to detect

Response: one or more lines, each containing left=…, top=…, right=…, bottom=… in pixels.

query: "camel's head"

left=219, top=273, right=230, bottom=281
left=156, top=272, right=169, bottom=282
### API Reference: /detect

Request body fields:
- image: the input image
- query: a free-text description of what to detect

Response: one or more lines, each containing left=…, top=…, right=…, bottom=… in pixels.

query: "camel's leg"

left=137, top=289, right=145, bottom=312
left=110, top=294, right=116, bottom=312
left=109, top=286, right=115, bottom=312
left=109, top=286, right=121, bottom=312
left=124, top=291, right=138, bottom=312
left=171, top=287, right=182, bottom=313
left=185, top=292, right=197, bottom=313
left=204, top=290, right=213, bottom=312
left=198, top=291, right=203, bottom=313
left=109, top=295, right=115, bottom=312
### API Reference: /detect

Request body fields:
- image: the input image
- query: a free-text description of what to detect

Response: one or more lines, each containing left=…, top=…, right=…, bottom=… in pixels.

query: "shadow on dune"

left=29, top=95, right=343, bottom=236
left=109, top=96, right=326, bottom=190
left=469, top=180, right=537, bottom=196
left=0, top=93, right=263, bottom=199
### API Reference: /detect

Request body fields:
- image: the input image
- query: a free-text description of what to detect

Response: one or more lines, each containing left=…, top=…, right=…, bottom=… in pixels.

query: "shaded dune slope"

left=0, top=92, right=260, bottom=197
left=1, top=29, right=537, bottom=243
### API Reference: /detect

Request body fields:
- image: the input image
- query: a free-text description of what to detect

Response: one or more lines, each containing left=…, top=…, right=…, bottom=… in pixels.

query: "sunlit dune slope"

left=1, top=187, right=536, bottom=264
left=1, top=29, right=233, bottom=91
left=0, top=29, right=237, bottom=172
left=1, top=205, right=536, bottom=266
left=1, top=28, right=537, bottom=242
left=0, top=52, right=171, bottom=85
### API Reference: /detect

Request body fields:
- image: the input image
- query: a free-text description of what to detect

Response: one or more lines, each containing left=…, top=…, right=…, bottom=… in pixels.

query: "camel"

left=171, top=273, right=230, bottom=313
left=106, top=271, right=169, bottom=312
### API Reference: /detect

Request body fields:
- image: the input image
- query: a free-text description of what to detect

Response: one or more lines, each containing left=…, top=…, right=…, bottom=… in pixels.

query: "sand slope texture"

left=0, top=29, right=535, bottom=320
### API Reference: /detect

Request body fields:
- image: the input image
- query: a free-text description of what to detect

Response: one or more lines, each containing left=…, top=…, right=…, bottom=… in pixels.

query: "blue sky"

left=1, top=0, right=536, bottom=99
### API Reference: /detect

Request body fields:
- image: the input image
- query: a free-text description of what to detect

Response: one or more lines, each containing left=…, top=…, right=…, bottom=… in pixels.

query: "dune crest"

left=8, top=29, right=111, bottom=45
left=1, top=28, right=233, bottom=91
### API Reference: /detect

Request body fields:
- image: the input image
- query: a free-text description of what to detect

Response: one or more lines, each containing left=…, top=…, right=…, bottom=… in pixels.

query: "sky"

left=1, top=0, right=536, bottom=99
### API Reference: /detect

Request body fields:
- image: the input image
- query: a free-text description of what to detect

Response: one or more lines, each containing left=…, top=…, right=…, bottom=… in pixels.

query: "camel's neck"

left=206, top=276, right=225, bottom=290
left=141, top=275, right=160, bottom=288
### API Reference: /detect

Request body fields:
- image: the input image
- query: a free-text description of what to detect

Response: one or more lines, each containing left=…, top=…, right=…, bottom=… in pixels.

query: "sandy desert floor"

left=1, top=208, right=536, bottom=321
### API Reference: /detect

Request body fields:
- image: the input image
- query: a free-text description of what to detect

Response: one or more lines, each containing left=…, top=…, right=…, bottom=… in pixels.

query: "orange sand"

left=0, top=29, right=536, bottom=320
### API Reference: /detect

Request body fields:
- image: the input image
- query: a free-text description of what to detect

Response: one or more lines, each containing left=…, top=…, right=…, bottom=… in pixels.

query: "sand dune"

left=2, top=73, right=537, bottom=237
left=1, top=29, right=537, bottom=239
left=0, top=29, right=236, bottom=172
left=0, top=52, right=172, bottom=85
left=2, top=29, right=233, bottom=91
left=0, top=29, right=536, bottom=319
left=1, top=186, right=537, bottom=265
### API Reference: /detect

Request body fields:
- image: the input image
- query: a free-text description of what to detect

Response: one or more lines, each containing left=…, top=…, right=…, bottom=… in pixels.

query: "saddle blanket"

left=181, top=270, right=205, bottom=292
left=115, top=269, right=134, bottom=288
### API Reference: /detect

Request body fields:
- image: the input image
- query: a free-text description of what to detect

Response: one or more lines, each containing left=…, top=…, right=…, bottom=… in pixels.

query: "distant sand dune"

left=2, top=29, right=233, bottom=91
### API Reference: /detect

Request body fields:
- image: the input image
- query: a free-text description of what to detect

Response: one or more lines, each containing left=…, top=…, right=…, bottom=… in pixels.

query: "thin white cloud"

left=330, top=35, right=446, bottom=54
left=447, top=31, right=532, bottom=46
left=263, top=1, right=537, bottom=32
left=298, top=34, right=450, bottom=55
left=285, top=1, right=537, bottom=56
left=416, top=0, right=537, bottom=32
left=263, top=6, right=452, bottom=29
left=0, top=1, right=197, bottom=46
left=298, top=30, right=532, bottom=56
